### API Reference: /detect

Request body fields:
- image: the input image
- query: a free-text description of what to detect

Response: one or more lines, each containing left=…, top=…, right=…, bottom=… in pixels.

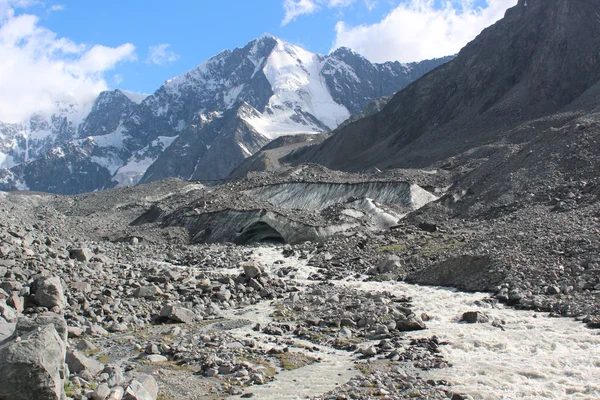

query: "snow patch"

left=237, top=142, right=252, bottom=157
left=262, top=39, right=350, bottom=131
left=81, top=126, right=128, bottom=149
left=224, top=85, right=245, bottom=108
left=176, top=119, right=187, bottom=132
left=90, top=155, right=123, bottom=175
left=113, top=135, right=179, bottom=187
left=0, top=152, right=15, bottom=169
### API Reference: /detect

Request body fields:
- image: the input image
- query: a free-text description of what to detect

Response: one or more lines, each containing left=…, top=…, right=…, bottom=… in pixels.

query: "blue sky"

left=36, top=0, right=405, bottom=93
left=0, top=0, right=515, bottom=122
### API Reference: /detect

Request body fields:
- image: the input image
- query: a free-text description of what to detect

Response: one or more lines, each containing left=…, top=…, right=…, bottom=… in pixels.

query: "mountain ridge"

left=285, top=0, right=600, bottom=172
left=0, top=35, right=452, bottom=193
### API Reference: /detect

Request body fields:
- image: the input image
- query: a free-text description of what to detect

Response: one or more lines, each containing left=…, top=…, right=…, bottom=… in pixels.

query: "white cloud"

left=0, top=1, right=136, bottom=123
left=364, top=0, right=376, bottom=12
left=47, top=4, right=64, bottom=13
left=0, top=0, right=35, bottom=20
left=282, top=0, right=357, bottom=25
left=146, top=43, right=179, bottom=66
left=333, top=0, right=515, bottom=63
left=113, top=73, right=123, bottom=85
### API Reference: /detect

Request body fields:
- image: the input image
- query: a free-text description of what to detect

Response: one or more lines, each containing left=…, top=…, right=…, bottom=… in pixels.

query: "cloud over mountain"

left=0, top=1, right=136, bottom=122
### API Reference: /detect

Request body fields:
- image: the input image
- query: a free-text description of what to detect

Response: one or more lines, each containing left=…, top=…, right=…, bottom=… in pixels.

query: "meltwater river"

left=224, top=246, right=600, bottom=400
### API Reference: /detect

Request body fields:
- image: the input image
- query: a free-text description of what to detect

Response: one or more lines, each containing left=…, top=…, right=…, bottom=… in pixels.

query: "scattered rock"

left=124, top=374, right=158, bottom=400
left=159, top=304, right=195, bottom=324
left=0, top=317, right=67, bottom=400
left=396, top=317, right=427, bottom=331
left=242, top=262, right=263, bottom=278
left=461, top=311, right=490, bottom=324
left=69, top=247, right=94, bottom=262
left=65, top=350, right=105, bottom=376
left=31, top=276, right=66, bottom=310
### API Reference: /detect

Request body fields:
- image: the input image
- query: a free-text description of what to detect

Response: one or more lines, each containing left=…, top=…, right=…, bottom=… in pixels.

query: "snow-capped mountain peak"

left=0, top=35, right=453, bottom=193
left=259, top=38, right=350, bottom=133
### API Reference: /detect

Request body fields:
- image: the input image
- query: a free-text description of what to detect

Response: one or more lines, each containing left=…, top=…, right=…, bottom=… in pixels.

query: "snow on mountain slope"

left=258, top=38, right=350, bottom=135
left=113, top=135, right=178, bottom=187
left=147, top=36, right=350, bottom=141
left=0, top=34, right=453, bottom=194
left=0, top=98, right=95, bottom=169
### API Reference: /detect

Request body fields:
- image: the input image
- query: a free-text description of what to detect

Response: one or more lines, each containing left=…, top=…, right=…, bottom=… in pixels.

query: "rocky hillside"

left=0, top=36, right=451, bottom=194
left=287, top=0, right=600, bottom=176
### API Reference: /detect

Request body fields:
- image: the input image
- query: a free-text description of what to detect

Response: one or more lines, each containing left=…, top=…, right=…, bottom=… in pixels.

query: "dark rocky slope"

left=288, top=0, right=600, bottom=173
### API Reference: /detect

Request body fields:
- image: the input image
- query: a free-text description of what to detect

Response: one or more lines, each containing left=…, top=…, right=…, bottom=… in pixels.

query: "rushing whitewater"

left=343, top=281, right=600, bottom=400
left=245, top=246, right=600, bottom=400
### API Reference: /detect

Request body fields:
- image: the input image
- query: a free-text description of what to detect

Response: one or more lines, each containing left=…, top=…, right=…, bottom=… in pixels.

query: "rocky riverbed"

left=0, top=168, right=599, bottom=400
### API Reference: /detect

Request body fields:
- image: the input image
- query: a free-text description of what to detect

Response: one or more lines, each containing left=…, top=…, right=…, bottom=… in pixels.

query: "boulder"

left=16, top=312, right=68, bottom=342
left=242, top=262, right=262, bottom=279
left=248, top=278, right=264, bottom=291
left=124, top=374, right=158, bottom=400
left=70, top=281, right=92, bottom=293
left=0, top=323, right=15, bottom=343
left=69, top=247, right=94, bottom=262
left=216, top=289, right=232, bottom=301
left=107, top=387, right=125, bottom=400
left=31, top=276, right=66, bottom=310
left=0, top=300, right=16, bottom=323
left=92, top=383, right=111, bottom=400
left=396, top=317, right=426, bottom=331
left=461, top=311, right=490, bottom=324
left=0, top=317, right=67, bottom=400
left=377, top=255, right=402, bottom=274
left=66, top=350, right=105, bottom=376
left=7, top=293, right=24, bottom=313
left=159, top=304, right=195, bottom=324
left=134, top=285, right=163, bottom=298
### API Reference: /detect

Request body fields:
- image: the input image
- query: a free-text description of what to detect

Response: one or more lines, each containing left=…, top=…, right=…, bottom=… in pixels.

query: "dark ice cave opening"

left=234, top=221, right=286, bottom=245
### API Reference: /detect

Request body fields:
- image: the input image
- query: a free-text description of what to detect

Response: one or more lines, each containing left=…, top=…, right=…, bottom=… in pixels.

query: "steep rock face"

left=0, top=103, right=90, bottom=172
left=227, top=133, right=329, bottom=179
left=0, top=35, right=451, bottom=193
left=79, top=90, right=141, bottom=138
left=142, top=103, right=271, bottom=182
left=289, top=0, right=600, bottom=171
left=228, top=95, right=392, bottom=179
left=322, top=48, right=453, bottom=115
left=17, top=144, right=115, bottom=194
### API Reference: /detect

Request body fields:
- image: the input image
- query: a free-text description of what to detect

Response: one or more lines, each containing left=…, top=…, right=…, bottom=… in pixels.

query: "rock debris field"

left=0, top=167, right=599, bottom=400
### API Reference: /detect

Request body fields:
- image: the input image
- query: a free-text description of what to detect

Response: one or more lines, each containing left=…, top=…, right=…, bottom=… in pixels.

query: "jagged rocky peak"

left=1, top=33, right=452, bottom=194
left=79, top=89, right=143, bottom=138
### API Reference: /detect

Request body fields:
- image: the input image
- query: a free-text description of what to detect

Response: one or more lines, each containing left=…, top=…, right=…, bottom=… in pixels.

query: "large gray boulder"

left=31, top=276, right=66, bottom=311
left=66, top=350, right=105, bottom=377
left=396, top=317, right=427, bottom=332
left=0, top=316, right=67, bottom=400
left=376, top=255, right=402, bottom=274
left=242, top=261, right=262, bottom=279
left=68, top=247, right=94, bottom=262
left=159, top=304, right=195, bottom=324
left=124, top=374, right=158, bottom=400
left=15, top=312, right=68, bottom=343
